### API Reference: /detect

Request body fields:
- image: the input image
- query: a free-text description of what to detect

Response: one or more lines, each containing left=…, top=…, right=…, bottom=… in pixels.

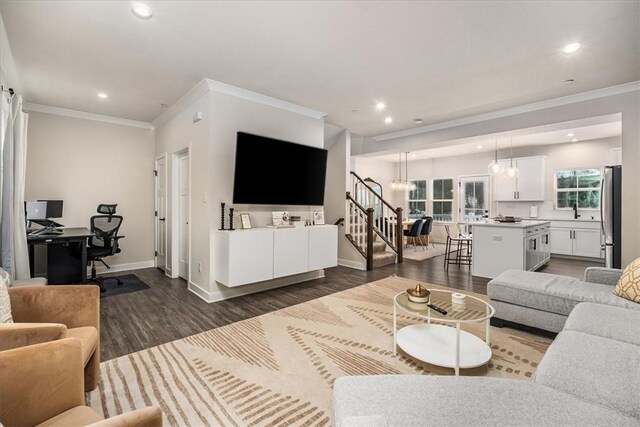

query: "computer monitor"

left=39, top=200, right=63, bottom=218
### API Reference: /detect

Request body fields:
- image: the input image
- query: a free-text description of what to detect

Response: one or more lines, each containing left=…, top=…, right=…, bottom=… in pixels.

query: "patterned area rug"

left=402, top=243, right=448, bottom=261
left=88, top=276, right=552, bottom=426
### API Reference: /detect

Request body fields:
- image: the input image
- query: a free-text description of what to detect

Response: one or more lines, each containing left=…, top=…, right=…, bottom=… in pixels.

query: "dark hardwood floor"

left=100, top=256, right=600, bottom=361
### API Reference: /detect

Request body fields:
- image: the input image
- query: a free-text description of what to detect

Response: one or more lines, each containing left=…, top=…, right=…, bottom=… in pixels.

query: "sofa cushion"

left=488, top=270, right=640, bottom=316
left=534, top=330, right=640, bottom=419
left=615, top=257, right=640, bottom=303
left=36, top=406, right=103, bottom=427
left=65, top=327, right=98, bottom=366
left=333, top=376, right=639, bottom=426
left=565, top=303, right=640, bottom=346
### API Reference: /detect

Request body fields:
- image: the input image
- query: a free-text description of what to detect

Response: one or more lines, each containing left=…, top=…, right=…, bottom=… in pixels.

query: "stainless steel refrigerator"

left=601, top=165, right=622, bottom=268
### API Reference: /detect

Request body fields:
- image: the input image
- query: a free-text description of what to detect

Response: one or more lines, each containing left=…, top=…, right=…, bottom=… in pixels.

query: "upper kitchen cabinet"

left=493, top=156, right=546, bottom=201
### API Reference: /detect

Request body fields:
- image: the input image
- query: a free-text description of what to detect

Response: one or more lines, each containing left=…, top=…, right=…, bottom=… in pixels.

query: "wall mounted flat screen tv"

left=232, top=132, right=328, bottom=205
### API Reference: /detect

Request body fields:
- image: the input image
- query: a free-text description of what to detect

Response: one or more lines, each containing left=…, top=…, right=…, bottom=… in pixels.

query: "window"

left=555, top=169, right=601, bottom=209
left=408, top=180, right=427, bottom=219
left=460, top=175, right=489, bottom=222
left=432, top=178, right=454, bottom=222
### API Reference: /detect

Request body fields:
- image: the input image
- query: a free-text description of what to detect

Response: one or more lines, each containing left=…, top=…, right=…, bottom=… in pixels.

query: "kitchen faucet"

left=572, top=203, right=581, bottom=219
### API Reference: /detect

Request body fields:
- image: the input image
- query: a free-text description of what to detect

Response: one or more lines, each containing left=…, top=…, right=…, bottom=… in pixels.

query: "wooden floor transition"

left=100, top=256, right=601, bottom=361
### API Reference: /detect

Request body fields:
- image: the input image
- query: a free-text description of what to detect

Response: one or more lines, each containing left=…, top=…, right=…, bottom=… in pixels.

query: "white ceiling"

left=1, top=1, right=639, bottom=136
left=373, top=115, right=622, bottom=162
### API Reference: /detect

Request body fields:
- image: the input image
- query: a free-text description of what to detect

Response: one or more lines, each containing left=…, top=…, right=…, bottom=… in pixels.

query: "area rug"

left=88, top=276, right=552, bottom=426
left=99, top=274, right=150, bottom=298
left=402, top=243, right=448, bottom=261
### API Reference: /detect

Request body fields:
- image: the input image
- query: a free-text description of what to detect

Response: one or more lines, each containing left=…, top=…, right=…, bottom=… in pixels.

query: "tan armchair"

left=0, top=285, right=100, bottom=391
left=0, top=338, right=162, bottom=427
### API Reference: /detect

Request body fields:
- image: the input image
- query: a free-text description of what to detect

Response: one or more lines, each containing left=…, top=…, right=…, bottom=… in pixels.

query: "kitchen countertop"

left=525, top=217, right=600, bottom=223
left=473, top=220, right=551, bottom=228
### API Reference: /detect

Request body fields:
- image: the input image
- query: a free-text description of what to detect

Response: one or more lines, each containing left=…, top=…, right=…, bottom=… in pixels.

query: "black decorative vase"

left=219, top=203, right=226, bottom=230
left=229, top=208, right=235, bottom=231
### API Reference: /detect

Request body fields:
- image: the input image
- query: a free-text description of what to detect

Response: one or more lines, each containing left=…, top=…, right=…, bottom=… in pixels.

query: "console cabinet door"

left=273, top=228, right=309, bottom=278
left=308, top=226, right=338, bottom=270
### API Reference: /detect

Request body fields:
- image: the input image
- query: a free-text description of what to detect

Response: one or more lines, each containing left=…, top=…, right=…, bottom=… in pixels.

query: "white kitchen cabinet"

left=549, top=221, right=603, bottom=259
left=493, top=156, right=545, bottom=201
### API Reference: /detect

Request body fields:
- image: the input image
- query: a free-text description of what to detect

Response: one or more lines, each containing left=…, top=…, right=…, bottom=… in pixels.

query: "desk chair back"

left=89, top=204, right=123, bottom=255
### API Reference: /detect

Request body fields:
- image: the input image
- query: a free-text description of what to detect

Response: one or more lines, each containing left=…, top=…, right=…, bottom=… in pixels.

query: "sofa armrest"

left=8, top=285, right=100, bottom=329
left=584, top=267, right=623, bottom=286
left=0, top=322, right=67, bottom=351
left=0, top=338, right=85, bottom=427
left=89, top=406, right=163, bottom=427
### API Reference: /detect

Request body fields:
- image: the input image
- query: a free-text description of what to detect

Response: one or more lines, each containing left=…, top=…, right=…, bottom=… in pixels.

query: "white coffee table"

left=393, top=289, right=495, bottom=376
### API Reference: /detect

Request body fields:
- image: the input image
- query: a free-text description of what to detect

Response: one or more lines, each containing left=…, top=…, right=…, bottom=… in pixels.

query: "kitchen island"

left=472, top=220, right=551, bottom=279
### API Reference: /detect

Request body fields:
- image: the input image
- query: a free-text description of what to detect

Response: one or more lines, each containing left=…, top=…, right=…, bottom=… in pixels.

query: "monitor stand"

left=28, top=219, right=64, bottom=236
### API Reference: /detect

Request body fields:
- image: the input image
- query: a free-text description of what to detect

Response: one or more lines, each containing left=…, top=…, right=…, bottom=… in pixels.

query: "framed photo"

left=272, top=211, right=289, bottom=226
left=239, top=212, right=252, bottom=229
left=313, top=210, right=325, bottom=225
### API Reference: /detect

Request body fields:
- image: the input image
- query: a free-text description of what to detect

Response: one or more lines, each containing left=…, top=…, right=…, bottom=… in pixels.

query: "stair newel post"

left=366, top=207, right=374, bottom=271
left=396, top=207, right=403, bottom=263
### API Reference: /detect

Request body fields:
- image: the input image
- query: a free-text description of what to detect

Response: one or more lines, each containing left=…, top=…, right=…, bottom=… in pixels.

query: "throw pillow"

left=614, top=257, right=640, bottom=304
left=0, top=268, right=13, bottom=323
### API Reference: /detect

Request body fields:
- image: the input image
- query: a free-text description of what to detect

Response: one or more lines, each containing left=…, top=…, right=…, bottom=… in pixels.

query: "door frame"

left=170, top=147, right=191, bottom=281
left=154, top=153, right=168, bottom=271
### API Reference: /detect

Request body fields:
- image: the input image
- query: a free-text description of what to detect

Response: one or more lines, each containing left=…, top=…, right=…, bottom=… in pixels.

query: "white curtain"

left=0, top=94, right=29, bottom=279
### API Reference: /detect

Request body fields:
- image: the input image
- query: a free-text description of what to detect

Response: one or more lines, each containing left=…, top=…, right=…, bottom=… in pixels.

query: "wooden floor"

left=100, top=256, right=601, bottom=361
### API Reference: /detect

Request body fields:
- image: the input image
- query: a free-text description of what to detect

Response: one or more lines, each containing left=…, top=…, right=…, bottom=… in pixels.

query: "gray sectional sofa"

left=333, top=302, right=640, bottom=426
left=488, top=267, right=638, bottom=333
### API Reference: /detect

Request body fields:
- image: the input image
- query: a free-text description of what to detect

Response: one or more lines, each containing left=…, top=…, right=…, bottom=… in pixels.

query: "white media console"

left=214, top=225, right=338, bottom=287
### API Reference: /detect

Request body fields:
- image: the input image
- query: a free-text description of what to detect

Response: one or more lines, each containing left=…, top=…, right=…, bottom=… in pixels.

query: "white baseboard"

left=188, top=270, right=325, bottom=303
left=338, top=258, right=366, bottom=270
left=87, top=260, right=155, bottom=275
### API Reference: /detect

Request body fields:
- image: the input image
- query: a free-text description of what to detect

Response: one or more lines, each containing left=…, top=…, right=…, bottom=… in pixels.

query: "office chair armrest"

left=0, top=322, right=67, bottom=351
left=0, top=338, right=85, bottom=427
left=88, top=406, right=163, bottom=427
left=8, top=285, right=100, bottom=330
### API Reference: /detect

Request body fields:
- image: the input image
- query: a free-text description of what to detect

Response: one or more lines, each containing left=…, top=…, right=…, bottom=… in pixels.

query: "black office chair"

left=87, top=204, right=125, bottom=293
left=419, top=216, right=435, bottom=249
left=403, top=219, right=425, bottom=251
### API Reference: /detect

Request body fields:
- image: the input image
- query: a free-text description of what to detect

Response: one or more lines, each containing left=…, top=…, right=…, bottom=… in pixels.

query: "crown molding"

left=22, top=103, right=154, bottom=130
left=152, top=78, right=327, bottom=129
left=373, top=81, right=640, bottom=142
left=205, top=79, right=326, bottom=120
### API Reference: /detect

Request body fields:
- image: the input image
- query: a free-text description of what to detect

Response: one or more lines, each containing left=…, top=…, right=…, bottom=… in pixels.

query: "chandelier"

left=390, top=152, right=417, bottom=191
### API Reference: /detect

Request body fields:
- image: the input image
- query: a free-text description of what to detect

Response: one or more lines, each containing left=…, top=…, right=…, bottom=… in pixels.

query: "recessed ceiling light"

left=97, top=92, right=108, bottom=99
left=131, top=3, right=153, bottom=20
left=572, top=138, right=579, bottom=142
left=384, top=117, right=393, bottom=124
left=564, top=79, right=575, bottom=84
left=567, top=132, right=575, bottom=137
left=351, top=109, right=358, bottom=114
left=375, top=102, right=386, bottom=111
left=562, top=42, right=581, bottom=54
left=413, top=118, right=424, bottom=124
left=477, top=145, right=483, bottom=149
left=161, top=103, right=168, bottom=108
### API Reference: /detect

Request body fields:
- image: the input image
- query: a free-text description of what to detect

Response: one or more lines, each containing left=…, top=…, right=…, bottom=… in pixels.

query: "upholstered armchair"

left=0, top=338, right=162, bottom=427
left=0, top=285, right=100, bottom=391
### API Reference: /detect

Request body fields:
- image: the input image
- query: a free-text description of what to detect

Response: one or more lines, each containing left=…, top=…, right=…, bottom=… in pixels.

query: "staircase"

left=344, top=172, right=403, bottom=270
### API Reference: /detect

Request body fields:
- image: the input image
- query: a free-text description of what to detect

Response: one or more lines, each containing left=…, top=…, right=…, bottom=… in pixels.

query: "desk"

left=27, top=227, right=93, bottom=284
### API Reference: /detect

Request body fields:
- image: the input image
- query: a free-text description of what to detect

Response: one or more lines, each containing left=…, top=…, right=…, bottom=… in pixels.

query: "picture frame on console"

left=313, top=210, right=325, bottom=225
left=239, top=212, right=252, bottom=229
left=272, top=211, right=289, bottom=227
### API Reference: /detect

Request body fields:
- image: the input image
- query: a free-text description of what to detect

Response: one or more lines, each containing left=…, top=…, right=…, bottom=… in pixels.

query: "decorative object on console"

left=239, top=212, right=252, bottom=229
left=228, top=207, right=235, bottom=231
left=290, top=215, right=304, bottom=228
left=407, top=283, right=430, bottom=303
left=313, top=210, right=325, bottom=225
left=614, top=257, right=640, bottom=303
left=272, top=211, right=289, bottom=227
left=219, top=202, right=226, bottom=230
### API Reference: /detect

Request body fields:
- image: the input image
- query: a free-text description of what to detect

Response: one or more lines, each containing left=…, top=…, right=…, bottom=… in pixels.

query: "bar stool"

left=444, top=225, right=472, bottom=271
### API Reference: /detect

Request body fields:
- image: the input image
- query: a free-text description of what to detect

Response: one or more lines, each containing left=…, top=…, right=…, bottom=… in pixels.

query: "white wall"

left=155, top=82, right=328, bottom=301
left=26, top=112, right=155, bottom=268
left=352, top=89, right=640, bottom=264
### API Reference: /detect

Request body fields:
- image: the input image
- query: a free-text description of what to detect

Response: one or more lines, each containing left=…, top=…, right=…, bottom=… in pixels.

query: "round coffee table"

left=393, top=289, right=495, bottom=376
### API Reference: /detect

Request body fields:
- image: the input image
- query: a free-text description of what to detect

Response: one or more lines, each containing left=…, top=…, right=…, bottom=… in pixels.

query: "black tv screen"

left=232, top=132, right=328, bottom=205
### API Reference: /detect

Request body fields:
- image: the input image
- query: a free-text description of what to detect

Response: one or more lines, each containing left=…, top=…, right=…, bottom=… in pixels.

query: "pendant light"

left=390, top=152, right=417, bottom=191
left=487, top=139, right=502, bottom=175
left=505, top=137, right=519, bottom=178
left=405, top=152, right=417, bottom=191
left=390, top=153, right=403, bottom=190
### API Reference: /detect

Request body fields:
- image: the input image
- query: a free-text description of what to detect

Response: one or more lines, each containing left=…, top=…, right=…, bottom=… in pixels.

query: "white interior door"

left=177, top=152, right=190, bottom=280
left=155, top=156, right=167, bottom=271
